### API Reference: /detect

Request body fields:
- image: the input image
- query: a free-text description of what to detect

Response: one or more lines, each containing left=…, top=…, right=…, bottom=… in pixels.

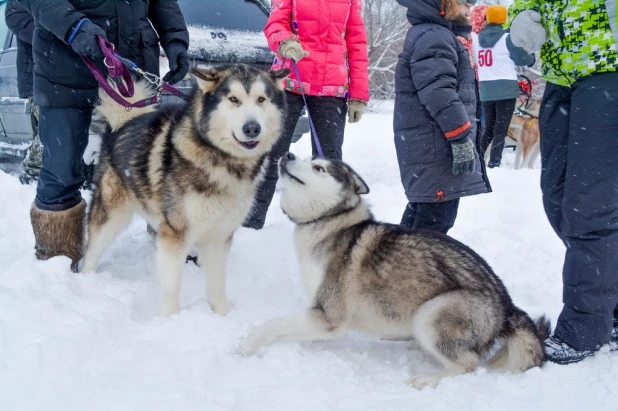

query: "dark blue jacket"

left=17, top=0, right=189, bottom=107
left=394, top=0, right=490, bottom=203
left=5, top=0, right=34, bottom=98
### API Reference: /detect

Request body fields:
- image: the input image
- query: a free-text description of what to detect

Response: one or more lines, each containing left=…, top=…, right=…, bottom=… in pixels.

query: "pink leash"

left=81, top=36, right=190, bottom=109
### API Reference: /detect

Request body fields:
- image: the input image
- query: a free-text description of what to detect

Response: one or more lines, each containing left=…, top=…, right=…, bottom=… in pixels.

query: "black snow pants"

left=400, top=199, right=460, bottom=234
left=243, top=91, right=347, bottom=229
left=35, top=107, right=93, bottom=211
left=480, top=98, right=516, bottom=167
left=540, top=71, right=618, bottom=351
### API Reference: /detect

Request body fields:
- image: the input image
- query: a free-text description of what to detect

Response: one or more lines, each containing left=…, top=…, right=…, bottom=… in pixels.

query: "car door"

left=0, top=0, right=33, bottom=160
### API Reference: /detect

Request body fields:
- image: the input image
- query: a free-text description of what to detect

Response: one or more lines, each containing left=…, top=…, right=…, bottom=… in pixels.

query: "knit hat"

left=486, top=5, right=507, bottom=24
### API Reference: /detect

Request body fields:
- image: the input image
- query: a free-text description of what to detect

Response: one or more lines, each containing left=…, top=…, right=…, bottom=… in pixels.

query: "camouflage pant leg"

left=22, top=101, right=42, bottom=178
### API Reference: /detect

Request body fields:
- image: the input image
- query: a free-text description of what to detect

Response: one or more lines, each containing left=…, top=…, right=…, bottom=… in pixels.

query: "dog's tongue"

left=244, top=140, right=258, bottom=146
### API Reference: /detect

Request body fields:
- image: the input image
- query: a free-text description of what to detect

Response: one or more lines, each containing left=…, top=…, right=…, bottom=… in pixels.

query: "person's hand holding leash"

left=279, top=40, right=310, bottom=62
left=67, top=18, right=106, bottom=58
left=163, top=41, right=190, bottom=85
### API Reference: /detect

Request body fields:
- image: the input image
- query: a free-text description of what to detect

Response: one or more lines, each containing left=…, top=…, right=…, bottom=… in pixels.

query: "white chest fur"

left=295, top=227, right=327, bottom=303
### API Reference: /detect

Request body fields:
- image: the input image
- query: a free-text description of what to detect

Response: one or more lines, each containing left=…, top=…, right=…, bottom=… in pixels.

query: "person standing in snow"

left=509, top=0, right=618, bottom=363
left=394, top=0, right=491, bottom=234
left=243, top=0, right=370, bottom=230
left=472, top=4, right=535, bottom=168
left=5, top=0, right=40, bottom=184
left=19, top=0, right=190, bottom=271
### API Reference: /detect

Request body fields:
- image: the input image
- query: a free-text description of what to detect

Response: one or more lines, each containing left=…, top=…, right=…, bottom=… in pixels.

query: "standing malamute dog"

left=240, top=153, right=550, bottom=389
left=82, top=65, right=289, bottom=316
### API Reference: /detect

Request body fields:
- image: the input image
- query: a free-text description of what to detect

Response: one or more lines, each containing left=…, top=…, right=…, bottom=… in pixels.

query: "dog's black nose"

left=285, top=152, right=295, bottom=160
left=243, top=121, right=261, bottom=139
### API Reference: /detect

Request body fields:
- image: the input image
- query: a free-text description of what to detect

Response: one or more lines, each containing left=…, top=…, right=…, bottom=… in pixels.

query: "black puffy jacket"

left=394, top=0, right=490, bottom=203
left=17, top=0, right=189, bottom=107
left=5, top=0, right=34, bottom=98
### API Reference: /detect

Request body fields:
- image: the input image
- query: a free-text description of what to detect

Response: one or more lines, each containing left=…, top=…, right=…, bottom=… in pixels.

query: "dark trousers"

left=400, top=199, right=460, bottom=234
left=480, top=98, right=516, bottom=166
left=36, top=107, right=93, bottom=211
left=244, top=91, right=347, bottom=228
left=540, top=72, right=618, bottom=350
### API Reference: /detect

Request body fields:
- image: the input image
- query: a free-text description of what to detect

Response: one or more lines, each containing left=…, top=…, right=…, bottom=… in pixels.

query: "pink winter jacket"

left=265, top=0, right=370, bottom=102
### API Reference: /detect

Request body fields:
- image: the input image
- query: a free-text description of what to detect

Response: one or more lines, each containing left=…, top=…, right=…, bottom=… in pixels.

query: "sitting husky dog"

left=240, top=153, right=550, bottom=389
left=82, top=65, right=289, bottom=316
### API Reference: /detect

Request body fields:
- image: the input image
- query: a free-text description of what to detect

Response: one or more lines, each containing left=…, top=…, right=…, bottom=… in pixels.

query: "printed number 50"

left=478, top=50, right=493, bottom=67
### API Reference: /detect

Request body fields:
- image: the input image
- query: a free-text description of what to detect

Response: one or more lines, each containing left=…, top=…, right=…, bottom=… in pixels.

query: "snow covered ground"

left=1, top=108, right=616, bottom=411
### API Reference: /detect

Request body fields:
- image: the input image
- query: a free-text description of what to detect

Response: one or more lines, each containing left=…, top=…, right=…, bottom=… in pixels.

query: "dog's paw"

left=407, top=375, right=440, bottom=390
left=237, top=337, right=262, bottom=357
left=210, top=299, right=232, bottom=316
left=159, top=302, right=180, bottom=317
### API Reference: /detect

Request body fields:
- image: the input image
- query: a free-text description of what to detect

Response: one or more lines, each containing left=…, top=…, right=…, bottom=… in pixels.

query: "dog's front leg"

left=157, top=224, right=189, bottom=316
left=197, top=236, right=233, bottom=315
left=238, top=309, right=346, bottom=356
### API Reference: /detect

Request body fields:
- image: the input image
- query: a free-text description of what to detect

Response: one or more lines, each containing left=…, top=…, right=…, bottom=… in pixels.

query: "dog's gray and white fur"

left=240, top=153, right=550, bottom=389
left=82, top=64, right=289, bottom=316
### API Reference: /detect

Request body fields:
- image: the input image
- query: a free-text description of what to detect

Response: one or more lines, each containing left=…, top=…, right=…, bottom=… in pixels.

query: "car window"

left=0, top=1, right=9, bottom=49
left=177, top=0, right=268, bottom=32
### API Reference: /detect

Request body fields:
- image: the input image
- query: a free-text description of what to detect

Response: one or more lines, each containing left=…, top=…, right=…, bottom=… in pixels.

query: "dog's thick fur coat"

left=82, top=65, right=289, bottom=316
left=240, top=154, right=550, bottom=389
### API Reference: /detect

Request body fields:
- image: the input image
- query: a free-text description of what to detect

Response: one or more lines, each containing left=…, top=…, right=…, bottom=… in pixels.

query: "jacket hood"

left=396, top=0, right=449, bottom=27
left=478, top=24, right=506, bottom=48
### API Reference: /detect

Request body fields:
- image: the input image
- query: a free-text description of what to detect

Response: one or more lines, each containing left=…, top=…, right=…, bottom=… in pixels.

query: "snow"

left=187, top=25, right=272, bottom=60
left=1, top=108, right=616, bottom=411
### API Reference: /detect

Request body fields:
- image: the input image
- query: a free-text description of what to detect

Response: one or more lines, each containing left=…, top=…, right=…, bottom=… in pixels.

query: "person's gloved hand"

left=347, top=100, right=366, bottom=123
left=68, top=19, right=106, bottom=58
left=163, top=41, right=190, bottom=85
left=279, top=40, right=310, bottom=62
left=510, top=10, right=547, bottom=52
left=450, top=137, right=477, bottom=175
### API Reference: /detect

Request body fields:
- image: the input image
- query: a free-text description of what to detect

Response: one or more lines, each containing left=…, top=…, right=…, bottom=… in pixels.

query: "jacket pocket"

left=395, top=125, right=437, bottom=165
left=140, top=25, right=160, bottom=47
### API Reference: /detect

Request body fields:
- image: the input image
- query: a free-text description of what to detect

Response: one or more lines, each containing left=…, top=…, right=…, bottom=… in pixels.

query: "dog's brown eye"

left=313, top=165, right=325, bottom=173
left=229, top=96, right=239, bottom=104
left=257, top=97, right=266, bottom=104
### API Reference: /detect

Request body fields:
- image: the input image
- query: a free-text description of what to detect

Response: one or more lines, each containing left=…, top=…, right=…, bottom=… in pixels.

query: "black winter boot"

left=544, top=336, right=598, bottom=365
left=610, top=320, right=618, bottom=352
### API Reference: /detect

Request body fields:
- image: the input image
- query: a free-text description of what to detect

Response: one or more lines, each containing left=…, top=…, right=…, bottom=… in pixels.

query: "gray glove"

left=279, top=40, right=310, bottom=62
left=450, top=137, right=477, bottom=176
left=347, top=100, right=366, bottom=123
left=510, top=11, right=547, bottom=52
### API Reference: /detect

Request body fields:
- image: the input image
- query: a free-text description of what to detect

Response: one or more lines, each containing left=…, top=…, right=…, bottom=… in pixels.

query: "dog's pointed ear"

left=349, top=167, right=370, bottom=195
left=270, top=69, right=290, bottom=90
left=191, top=67, right=221, bottom=93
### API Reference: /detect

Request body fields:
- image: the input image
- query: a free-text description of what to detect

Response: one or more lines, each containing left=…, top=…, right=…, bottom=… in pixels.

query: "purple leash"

left=291, top=60, right=324, bottom=158
left=81, top=36, right=190, bottom=109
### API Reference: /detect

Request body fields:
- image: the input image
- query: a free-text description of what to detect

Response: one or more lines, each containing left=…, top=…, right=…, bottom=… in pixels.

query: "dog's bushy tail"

left=96, top=79, right=158, bottom=131
left=487, top=308, right=551, bottom=372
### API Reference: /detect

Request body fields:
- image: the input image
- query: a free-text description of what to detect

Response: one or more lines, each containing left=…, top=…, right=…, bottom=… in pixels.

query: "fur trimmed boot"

left=30, top=199, right=86, bottom=272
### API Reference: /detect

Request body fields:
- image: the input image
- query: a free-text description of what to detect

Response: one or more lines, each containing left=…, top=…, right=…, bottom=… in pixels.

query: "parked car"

left=0, top=0, right=308, bottom=174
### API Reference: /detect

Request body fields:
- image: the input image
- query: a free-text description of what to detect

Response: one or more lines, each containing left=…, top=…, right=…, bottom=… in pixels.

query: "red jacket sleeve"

left=345, top=0, right=369, bottom=102
left=264, top=0, right=298, bottom=54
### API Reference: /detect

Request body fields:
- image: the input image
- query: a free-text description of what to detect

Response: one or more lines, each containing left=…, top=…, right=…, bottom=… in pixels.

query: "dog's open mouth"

left=280, top=162, right=305, bottom=185
left=233, top=134, right=259, bottom=150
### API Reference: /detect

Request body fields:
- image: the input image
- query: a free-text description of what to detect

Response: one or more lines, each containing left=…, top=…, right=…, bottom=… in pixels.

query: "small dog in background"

left=239, top=154, right=550, bottom=389
left=509, top=114, right=540, bottom=169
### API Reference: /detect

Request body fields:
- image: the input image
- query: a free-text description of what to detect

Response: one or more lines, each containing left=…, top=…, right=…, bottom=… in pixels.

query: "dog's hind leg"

left=157, top=223, right=190, bottom=316
left=408, top=292, right=499, bottom=389
left=82, top=170, right=132, bottom=272
left=238, top=308, right=348, bottom=356
left=196, top=235, right=233, bottom=315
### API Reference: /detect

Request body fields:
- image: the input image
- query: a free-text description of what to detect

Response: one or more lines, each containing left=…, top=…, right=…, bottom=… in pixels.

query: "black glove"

left=68, top=19, right=106, bottom=58
left=163, top=41, right=190, bottom=85
left=450, top=137, right=477, bottom=175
